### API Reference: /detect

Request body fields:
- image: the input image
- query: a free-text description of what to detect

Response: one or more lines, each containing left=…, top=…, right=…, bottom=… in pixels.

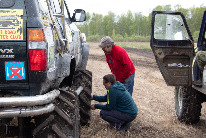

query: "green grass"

left=116, top=42, right=151, bottom=50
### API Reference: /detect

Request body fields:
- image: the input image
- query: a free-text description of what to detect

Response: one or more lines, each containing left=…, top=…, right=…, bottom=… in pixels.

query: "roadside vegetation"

left=116, top=42, right=151, bottom=49
left=77, top=4, right=206, bottom=43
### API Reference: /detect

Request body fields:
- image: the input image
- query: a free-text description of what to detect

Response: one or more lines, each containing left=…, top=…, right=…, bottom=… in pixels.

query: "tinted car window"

left=0, top=0, right=15, bottom=8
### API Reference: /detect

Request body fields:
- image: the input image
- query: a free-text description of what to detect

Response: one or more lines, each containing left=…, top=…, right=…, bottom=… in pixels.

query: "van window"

left=0, top=0, right=15, bottom=8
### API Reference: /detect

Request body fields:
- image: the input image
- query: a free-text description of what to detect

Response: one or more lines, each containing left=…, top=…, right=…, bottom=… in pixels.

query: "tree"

left=76, top=4, right=206, bottom=42
left=188, top=6, right=206, bottom=37
left=102, top=12, right=115, bottom=36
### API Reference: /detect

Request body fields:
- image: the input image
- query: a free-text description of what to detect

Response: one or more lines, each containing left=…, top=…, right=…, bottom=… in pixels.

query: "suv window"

left=0, top=0, right=15, bottom=8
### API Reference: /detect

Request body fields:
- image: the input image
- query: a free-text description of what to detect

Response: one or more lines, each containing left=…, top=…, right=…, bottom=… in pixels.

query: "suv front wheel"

left=175, top=86, right=202, bottom=124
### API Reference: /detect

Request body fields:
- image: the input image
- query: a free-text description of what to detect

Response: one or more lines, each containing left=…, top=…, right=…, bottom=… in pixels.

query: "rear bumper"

left=0, top=89, right=60, bottom=107
left=0, top=86, right=84, bottom=118
left=0, top=89, right=60, bottom=118
left=0, top=103, right=55, bottom=118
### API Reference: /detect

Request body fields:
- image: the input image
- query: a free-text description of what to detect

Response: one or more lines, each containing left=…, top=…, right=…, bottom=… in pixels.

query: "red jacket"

left=105, top=45, right=135, bottom=82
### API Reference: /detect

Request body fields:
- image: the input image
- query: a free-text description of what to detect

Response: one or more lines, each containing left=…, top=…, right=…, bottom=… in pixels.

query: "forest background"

left=77, top=4, right=206, bottom=42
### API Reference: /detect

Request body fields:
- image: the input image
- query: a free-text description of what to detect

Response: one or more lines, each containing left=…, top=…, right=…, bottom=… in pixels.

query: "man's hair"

left=99, top=36, right=114, bottom=48
left=103, top=74, right=116, bottom=85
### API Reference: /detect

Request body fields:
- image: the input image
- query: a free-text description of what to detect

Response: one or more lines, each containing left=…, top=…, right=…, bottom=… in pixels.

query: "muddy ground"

left=81, top=42, right=206, bottom=138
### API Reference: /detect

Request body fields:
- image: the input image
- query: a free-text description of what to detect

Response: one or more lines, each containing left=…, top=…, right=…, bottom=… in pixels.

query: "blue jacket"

left=93, top=81, right=138, bottom=117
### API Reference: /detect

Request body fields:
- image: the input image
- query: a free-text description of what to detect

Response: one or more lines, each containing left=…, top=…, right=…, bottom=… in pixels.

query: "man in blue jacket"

left=91, top=74, right=138, bottom=131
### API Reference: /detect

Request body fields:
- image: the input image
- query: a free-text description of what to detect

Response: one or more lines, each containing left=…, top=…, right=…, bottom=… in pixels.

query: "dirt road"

left=81, top=42, right=206, bottom=138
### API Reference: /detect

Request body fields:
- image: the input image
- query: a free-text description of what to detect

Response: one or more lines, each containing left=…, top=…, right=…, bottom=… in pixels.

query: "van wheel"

left=175, top=86, right=202, bottom=124
left=33, top=89, right=80, bottom=138
left=72, top=70, right=92, bottom=126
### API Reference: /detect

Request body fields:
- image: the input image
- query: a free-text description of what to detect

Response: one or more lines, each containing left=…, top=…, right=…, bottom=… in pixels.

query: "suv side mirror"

left=71, top=9, right=86, bottom=22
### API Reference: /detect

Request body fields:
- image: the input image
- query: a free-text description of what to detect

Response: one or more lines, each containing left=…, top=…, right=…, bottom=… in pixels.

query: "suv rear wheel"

left=33, top=89, right=80, bottom=138
left=72, top=70, right=92, bottom=126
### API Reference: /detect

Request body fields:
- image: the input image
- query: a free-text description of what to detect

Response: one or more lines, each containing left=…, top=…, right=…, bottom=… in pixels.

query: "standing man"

left=99, top=36, right=135, bottom=96
left=91, top=74, right=138, bottom=131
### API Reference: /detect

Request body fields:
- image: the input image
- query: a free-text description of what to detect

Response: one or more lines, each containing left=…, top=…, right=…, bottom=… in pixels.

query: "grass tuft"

left=116, top=42, right=151, bottom=49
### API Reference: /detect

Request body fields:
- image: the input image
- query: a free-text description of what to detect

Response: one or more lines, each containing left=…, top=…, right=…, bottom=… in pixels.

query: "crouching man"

left=91, top=74, right=138, bottom=131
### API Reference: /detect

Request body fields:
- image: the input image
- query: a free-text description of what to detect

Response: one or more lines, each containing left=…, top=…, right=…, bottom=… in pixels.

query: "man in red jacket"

left=99, top=36, right=135, bottom=96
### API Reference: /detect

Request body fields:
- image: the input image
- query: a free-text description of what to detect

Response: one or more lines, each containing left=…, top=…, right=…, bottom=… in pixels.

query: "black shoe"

left=193, top=79, right=202, bottom=87
left=116, top=123, right=131, bottom=131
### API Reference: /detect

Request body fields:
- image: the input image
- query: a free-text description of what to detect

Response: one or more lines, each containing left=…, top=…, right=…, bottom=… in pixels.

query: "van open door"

left=150, top=11, right=194, bottom=86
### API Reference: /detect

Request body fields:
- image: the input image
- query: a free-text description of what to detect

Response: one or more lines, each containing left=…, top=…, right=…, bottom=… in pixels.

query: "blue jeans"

left=122, top=73, right=135, bottom=96
left=100, top=110, right=136, bottom=128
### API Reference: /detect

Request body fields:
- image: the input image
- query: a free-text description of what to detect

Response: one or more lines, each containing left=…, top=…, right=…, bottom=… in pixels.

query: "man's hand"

left=91, top=104, right=96, bottom=110
left=91, top=94, right=93, bottom=100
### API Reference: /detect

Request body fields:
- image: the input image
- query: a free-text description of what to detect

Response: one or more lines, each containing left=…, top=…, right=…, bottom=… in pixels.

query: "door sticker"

left=5, top=62, right=25, bottom=80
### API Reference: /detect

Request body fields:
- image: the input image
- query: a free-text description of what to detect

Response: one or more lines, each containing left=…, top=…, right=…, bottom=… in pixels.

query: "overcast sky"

left=68, top=0, right=205, bottom=16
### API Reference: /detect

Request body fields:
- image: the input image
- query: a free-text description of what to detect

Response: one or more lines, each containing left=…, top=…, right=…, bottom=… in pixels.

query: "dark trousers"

left=100, top=110, right=136, bottom=128
left=122, top=73, right=135, bottom=96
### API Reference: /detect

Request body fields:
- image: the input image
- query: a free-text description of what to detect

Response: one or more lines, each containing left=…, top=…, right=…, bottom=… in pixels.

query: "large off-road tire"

left=33, top=89, right=80, bottom=138
left=175, top=86, right=202, bottom=124
left=72, top=70, right=92, bottom=126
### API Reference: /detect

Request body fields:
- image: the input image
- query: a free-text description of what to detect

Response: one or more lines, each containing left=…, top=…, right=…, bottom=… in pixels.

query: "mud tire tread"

left=72, top=70, right=92, bottom=126
left=175, top=86, right=202, bottom=124
left=33, top=89, right=80, bottom=138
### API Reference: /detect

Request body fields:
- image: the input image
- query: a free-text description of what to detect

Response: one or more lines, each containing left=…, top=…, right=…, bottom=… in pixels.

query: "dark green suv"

left=0, top=0, right=92, bottom=137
